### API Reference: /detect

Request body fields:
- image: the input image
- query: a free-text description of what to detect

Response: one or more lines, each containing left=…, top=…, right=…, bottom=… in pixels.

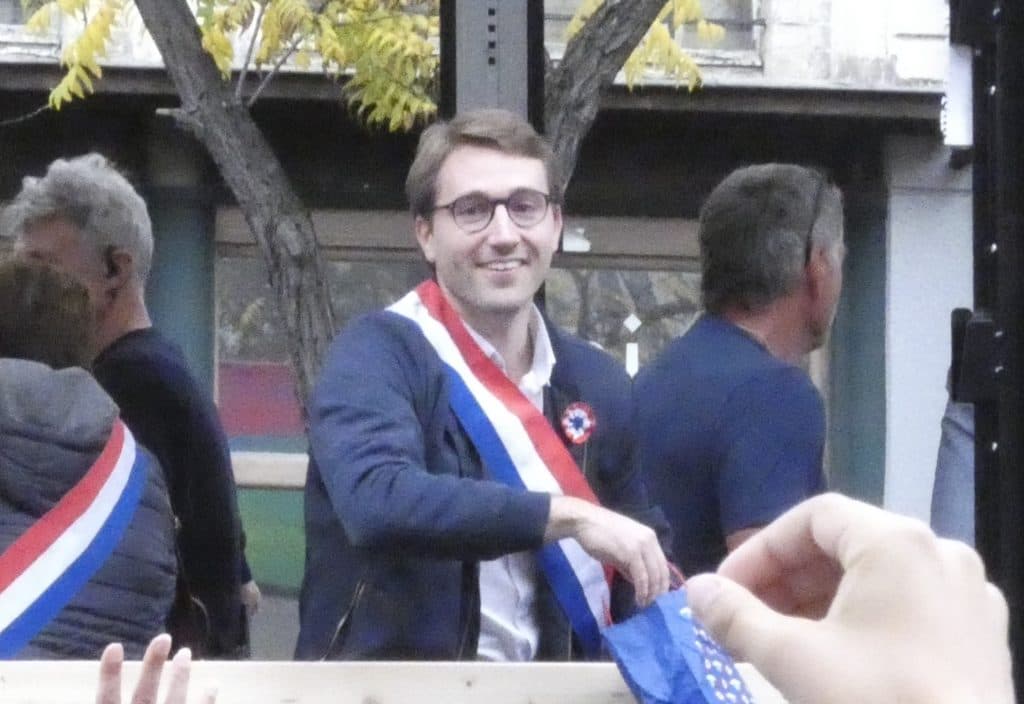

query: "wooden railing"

left=0, top=660, right=786, bottom=703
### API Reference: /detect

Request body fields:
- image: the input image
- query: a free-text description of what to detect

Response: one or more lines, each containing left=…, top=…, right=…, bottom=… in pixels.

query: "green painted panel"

left=145, top=192, right=216, bottom=391
left=239, top=488, right=305, bottom=595
left=828, top=186, right=887, bottom=504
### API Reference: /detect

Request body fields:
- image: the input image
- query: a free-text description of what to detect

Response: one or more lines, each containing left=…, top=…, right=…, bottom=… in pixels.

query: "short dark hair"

left=0, top=259, right=94, bottom=369
left=699, top=163, right=843, bottom=314
left=405, top=109, right=562, bottom=218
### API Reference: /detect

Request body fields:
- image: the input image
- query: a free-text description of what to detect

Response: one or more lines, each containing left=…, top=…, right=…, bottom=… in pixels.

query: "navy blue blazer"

left=296, top=310, right=668, bottom=660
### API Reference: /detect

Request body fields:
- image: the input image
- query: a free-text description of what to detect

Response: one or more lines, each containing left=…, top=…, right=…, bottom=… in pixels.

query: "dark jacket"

left=297, top=311, right=668, bottom=660
left=92, top=328, right=246, bottom=656
left=0, top=359, right=176, bottom=659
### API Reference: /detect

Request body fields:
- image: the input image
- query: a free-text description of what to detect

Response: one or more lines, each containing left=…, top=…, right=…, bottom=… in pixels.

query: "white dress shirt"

left=466, top=307, right=555, bottom=662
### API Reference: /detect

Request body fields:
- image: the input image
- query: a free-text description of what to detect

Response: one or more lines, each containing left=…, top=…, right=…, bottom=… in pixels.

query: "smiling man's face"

left=414, top=144, right=561, bottom=331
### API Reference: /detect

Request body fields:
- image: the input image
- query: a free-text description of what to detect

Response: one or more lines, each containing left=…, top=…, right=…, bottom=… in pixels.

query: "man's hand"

left=240, top=579, right=262, bottom=616
left=97, top=634, right=216, bottom=704
left=545, top=495, right=669, bottom=607
left=686, top=493, right=1013, bottom=704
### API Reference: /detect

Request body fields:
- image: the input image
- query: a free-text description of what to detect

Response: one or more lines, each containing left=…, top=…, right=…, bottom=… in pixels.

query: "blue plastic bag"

left=603, top=588, right=755, bottom=704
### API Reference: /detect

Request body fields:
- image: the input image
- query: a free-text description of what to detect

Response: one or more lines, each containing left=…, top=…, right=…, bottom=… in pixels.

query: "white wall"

left=884, top=135, right=973, bottom=520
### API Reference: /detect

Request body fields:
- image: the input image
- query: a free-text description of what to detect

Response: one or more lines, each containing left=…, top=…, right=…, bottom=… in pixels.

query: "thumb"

left=687, top=573, right=804, bottom=674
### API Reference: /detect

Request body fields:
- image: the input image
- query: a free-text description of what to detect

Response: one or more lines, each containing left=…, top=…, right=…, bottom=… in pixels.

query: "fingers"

left=130, top=634, right=172, bottom=704
left=603, top=514, right=668, bottom=607
left=717, top=494, right=901, bottom=596
left=638, top=539, right=670, bottom=606
left=161, top=647, right=193, bottom=704
left=687, top=574, right=789, bottom=660
left=96, top=642, right=124, bottom=704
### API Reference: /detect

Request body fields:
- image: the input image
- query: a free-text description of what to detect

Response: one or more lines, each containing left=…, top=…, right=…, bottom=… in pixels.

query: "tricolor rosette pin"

left=561, top=401, right=596, bottom=445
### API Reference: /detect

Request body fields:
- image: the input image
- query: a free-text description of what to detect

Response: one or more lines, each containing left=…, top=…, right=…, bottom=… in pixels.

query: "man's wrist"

left=544, top=495, right=584, bottom=543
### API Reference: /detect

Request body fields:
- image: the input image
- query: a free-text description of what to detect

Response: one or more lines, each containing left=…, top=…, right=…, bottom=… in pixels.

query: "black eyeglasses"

left=431, top=188, right=554, bottom=233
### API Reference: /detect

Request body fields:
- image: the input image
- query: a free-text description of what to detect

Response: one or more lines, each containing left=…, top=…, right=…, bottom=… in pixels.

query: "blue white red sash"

left=389, top=280, right=612, bottom=657
left=0, top=419, right=147, bottom=657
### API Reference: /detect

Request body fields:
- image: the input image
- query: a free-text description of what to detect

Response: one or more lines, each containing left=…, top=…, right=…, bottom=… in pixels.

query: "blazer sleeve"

left=308, top=313, right=551, bottom=561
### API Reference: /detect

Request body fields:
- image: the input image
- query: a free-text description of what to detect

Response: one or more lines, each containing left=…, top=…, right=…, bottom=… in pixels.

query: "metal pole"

left=992, top=2, right=1024, bottom=692
left=438, top=0, right=544, bottom=127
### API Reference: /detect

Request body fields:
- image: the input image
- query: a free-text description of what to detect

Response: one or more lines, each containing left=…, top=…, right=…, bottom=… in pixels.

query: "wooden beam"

left=0, top=660, right=787, bottom=704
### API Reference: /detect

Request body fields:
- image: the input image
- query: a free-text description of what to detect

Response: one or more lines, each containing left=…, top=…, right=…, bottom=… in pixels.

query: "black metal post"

left=992, top=3, right=1024, bottom=691
left=438, top=0, right=545, bottom=129
left=953, top=0, right=1024, bottom=692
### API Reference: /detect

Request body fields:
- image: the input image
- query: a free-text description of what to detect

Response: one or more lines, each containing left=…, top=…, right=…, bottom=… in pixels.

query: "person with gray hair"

left=635, top=163, right=843, bottom=577
left=1, top=153, right=153, bottom=359
left=2, top=153, right=255, bottom=657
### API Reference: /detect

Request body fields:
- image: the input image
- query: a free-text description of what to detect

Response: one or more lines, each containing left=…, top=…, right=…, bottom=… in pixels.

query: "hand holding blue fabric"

left=603, top=588, right=754, bottom=704
left=686, top=493, right=1013, bottom=704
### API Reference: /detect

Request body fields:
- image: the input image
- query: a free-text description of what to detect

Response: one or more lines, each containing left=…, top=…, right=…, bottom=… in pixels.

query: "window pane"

left=545, top=267, right=702, bottom=369
left=0, top=0, right=23, bottom=24
left=545, top=0, right=757, bottom=55
left=215, top=255, right=429, bottom=445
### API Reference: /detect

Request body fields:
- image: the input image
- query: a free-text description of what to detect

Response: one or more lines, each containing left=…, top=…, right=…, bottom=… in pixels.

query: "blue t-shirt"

left=634, top=314, right=826, bottom=576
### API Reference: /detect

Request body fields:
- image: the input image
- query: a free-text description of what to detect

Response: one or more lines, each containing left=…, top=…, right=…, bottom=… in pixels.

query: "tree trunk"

left=544, top=0, right=668, bottom=188
left=132, top=0, right=335, bottom=407
left=128, top=0, right=664, bottom=407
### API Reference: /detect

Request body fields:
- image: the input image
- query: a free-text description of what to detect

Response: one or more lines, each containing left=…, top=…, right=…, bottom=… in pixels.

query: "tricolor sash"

left=0, top=419, right=147, bottom=657
left=389, top=280, right=612, bottom=657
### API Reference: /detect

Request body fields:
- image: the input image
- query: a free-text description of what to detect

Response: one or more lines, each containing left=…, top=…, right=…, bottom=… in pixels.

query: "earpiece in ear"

left=104, top=247, right=119, bottom=279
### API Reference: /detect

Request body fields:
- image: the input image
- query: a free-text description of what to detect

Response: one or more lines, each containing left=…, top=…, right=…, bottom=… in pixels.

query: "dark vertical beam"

left=992, top=2, right=1024, bottom=693
left=438, top=0, right=545, bottom=129
left=958, top=0, right=1024, bottom=692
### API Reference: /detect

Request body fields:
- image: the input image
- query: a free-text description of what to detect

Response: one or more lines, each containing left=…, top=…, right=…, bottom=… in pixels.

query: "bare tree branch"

left=132, top=0, right=335, bottom=406
left=246, top=29, right=308, bottom=108
left=544, top=0, right=667, bottom=188
left=0, top=104, right=50, bottom=128
left=235, top=0, right=269, bottom=100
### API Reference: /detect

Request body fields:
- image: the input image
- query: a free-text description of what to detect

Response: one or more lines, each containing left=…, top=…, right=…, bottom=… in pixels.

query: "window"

left=547, top=267, right=701, bottom=373
left=544, top=0, right=762, bottom=68
left=0, top=0, right=23, bottom=24
left=0, top=0, right=60, bottom=57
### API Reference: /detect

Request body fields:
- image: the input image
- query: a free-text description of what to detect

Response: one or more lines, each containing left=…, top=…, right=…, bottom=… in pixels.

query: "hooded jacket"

left=0, top=358, right=176, bottom=658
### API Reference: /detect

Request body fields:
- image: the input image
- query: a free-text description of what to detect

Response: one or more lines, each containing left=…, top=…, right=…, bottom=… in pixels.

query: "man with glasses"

left=297, top=109, right=671, bottom=661
left=635, top=164, right=844, bottom=577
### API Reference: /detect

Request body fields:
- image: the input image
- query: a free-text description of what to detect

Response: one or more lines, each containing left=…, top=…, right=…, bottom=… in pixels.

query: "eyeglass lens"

left=450, top=189, right=549, bottom=232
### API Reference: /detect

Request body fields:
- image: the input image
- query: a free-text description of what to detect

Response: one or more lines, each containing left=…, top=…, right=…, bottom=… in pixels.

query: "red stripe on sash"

left=0, top=421, right=125, bottom=592
left=416, top=281, right=601, bottom=506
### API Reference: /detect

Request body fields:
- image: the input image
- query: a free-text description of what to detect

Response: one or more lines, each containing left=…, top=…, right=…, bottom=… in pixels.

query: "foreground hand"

left=97, top=634, right=216, bottom=704
left=686, top=493, right=1013, bottom=704
left=546, top=496, right=670, bottom=607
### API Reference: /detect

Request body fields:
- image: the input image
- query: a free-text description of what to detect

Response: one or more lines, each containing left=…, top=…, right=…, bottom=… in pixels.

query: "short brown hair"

left=0, top=259, right=94, bottom=369
left=405, top=109, right=562, bottom=217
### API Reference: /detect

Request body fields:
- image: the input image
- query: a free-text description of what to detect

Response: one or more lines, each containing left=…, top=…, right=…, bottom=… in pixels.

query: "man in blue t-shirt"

left=635, top=164, right=844, bottom=576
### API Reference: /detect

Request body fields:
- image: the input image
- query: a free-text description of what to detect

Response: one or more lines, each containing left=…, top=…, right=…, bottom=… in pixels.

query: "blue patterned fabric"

left=604, top=589, right=754, bottom=704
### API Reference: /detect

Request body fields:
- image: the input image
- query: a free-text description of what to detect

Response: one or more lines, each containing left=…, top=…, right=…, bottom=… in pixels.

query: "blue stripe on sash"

left=0, top=451, right=148, bottom=658
left=444, top=365, right=603, bottom=657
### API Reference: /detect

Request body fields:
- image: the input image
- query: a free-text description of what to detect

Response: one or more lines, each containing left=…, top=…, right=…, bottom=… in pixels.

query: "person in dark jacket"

left=298, top=110, right=671, bottom=661
left=0, top=260, right=176, bottom=658
left=2, top=154, right=254, bottom=656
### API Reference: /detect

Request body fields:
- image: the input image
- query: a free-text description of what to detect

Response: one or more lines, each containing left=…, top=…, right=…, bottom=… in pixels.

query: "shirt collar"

left=463, top=306, right=556, bottom=391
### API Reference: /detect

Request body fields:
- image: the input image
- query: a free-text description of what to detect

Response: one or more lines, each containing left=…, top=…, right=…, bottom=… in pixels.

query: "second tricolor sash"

left=389, top=280, right=612, bottom=657
left=0, top=419, right=147, bottom=657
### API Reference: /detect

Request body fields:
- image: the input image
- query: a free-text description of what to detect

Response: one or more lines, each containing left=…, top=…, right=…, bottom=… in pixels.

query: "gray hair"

left=698, top=163, right=843, bottom=314
left=1, top=153, right=154, bottom=282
